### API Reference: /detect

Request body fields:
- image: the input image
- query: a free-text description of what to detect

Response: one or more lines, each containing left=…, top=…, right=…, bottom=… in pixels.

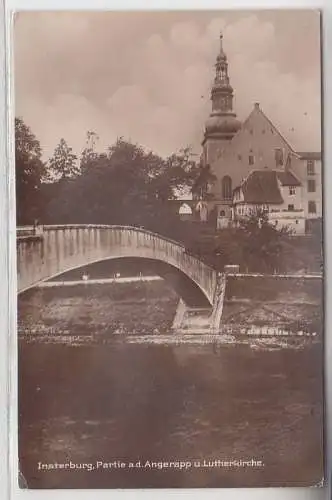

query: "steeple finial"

left=216, top=30, right=226, bottom=64
left=219, top=31, right=223, bottom=51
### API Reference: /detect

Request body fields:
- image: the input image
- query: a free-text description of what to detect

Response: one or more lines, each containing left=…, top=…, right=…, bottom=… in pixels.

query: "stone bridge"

left=17, top=225, right=224, bottom=327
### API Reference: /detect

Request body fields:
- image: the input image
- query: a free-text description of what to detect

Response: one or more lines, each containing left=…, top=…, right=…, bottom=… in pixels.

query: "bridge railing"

left=17, top=224, right=44, bottom=239
left=17, top=226, right=35, bottom=236
left=28, top=224, right=216, bottom=273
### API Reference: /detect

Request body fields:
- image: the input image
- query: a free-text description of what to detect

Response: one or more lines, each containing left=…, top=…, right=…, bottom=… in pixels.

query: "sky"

left=14, top=10, right=322, bottom=161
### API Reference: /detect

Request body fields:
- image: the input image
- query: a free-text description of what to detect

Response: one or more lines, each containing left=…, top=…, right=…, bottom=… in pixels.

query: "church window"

left=249, top=155, right=254, bottom=165
left=307, top=160, right=315, bottom=175
left=220, top=209, right=226, bottom=217
left=289, top=186, right=296, bottom=195
left=221, top=175, right=232, bottom=200
left=307, top=179, right=316, bottom=192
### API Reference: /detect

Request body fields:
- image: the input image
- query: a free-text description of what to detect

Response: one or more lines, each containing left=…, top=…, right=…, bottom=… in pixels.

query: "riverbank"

left=18, top=279, right=322, bottom=341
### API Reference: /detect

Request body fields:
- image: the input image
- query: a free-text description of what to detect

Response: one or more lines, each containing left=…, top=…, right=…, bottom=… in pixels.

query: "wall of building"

left=291, top=157, right=322, bottom=219
left=278, top=183, right=304, bottom=211
left=209, top=105, right=293, bottom=200
left=268, top=211, right=306, bottom=235
left=233, top=203, right=305, bottom=235
left=203, top=136, right=232, bottom=167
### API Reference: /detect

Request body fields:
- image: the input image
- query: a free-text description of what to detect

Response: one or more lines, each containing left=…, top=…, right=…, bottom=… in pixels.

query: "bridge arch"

left=17, top=225, right=217, bottom=306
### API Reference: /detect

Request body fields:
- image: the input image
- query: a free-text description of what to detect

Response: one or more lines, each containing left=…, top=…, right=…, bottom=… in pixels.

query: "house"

left=232, top=169, right=305, bottom=234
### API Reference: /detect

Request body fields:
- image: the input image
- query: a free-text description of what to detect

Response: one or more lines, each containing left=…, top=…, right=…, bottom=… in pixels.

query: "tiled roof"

left=240, top=170, right=283, bottom=204
left=276, top=170, right=301, bottom=187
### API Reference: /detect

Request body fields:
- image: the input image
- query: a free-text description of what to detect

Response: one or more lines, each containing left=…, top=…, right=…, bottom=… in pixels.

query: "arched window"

left=221, top=175, right=232, bottom=200
left=220, top=209, right=226, bottom=217
left=178, top=203, right=192, bottom=216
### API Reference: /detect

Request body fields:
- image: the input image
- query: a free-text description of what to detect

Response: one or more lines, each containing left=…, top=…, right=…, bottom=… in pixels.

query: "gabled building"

left=232, top=169, right=305, bottom=234
left=201, top=32, right=322, bottom=227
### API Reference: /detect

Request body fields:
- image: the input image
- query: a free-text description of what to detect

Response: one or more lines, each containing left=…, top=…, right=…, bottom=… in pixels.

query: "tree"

left=43, top=138, right=199, bottom=241
left=48, top=138, right=79, bottom=181
left=80, top=130, right=99, bottom=174
left=149, top=147, right=201, bottom=202
left=235, top=209, right=293, bottom=273
left=15, top=117, right=47, bottom=225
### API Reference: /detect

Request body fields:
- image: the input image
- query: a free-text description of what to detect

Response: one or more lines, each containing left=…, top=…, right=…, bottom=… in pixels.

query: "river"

left=18, top=279, right=324, bottom=489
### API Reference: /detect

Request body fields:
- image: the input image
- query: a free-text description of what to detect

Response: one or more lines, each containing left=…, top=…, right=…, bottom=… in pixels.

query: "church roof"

left=242, top=102, right=295, bottom=152
left=239, top=170, right=284, bottom=204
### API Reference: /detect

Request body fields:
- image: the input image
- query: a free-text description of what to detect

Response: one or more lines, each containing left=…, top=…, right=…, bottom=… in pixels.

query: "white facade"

left=290, top=154, right=322, bottom=219
left=268, top=209, right=306, bottom=234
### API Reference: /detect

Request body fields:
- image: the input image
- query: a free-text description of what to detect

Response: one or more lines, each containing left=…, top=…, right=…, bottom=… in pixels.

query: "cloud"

left=14, top=11, right=321, bottom=161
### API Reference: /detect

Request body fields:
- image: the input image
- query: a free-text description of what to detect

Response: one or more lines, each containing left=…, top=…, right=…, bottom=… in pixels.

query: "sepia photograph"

left=15, top=10, right=324, bottom=489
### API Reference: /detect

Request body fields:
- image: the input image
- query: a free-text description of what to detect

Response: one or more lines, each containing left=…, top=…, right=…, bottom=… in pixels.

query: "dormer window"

left=249, top=155, right=254, bottom=165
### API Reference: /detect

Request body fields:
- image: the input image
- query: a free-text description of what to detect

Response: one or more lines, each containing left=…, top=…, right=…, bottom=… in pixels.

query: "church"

left=195, top=32, right=322, bottom=234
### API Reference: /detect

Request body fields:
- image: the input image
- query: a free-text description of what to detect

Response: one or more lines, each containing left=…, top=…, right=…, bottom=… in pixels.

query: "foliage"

left=80, top=131, right=99, bottom=174
left=182, top=210, right=294, bottom=273
left=43, top=138, right=199, bottom=239
left=15, top=117, right=47, bottom=225
left=226, top=210, right=293, bottom=273
left=191, top=163, right=216, bottom=200
left=48, top=138, right=79, bottom=181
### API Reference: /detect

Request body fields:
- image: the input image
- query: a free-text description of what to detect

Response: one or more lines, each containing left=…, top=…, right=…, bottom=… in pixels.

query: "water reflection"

left=18, top=282, right=323, bottom=488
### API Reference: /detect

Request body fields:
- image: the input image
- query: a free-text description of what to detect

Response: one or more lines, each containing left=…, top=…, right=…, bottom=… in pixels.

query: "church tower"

left=202, top=32, right=241, bottom=167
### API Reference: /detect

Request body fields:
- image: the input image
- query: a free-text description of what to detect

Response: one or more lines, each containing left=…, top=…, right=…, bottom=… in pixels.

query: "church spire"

left=212, top=31, right=233, bottom=111
left=202, top=31, right=241, bottom=162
